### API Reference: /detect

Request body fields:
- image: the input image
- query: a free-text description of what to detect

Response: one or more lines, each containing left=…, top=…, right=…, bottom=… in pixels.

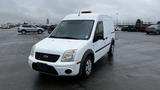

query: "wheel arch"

left=78, top=49, right=94, bottom=76
left=21, top=29, right=26, bottom=31
left=82, top=49, right=94, bottom=63
left=38, top=29, right=43, bottom=31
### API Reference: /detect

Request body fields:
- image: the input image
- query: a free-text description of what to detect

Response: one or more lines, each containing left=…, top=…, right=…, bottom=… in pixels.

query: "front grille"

left=35, top=52, right=60, bottom=62
left=32, top=63, right=58, bottom=75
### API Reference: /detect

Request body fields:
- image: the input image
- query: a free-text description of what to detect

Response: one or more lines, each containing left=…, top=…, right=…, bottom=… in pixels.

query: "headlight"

left=61, top=49, right=77, bottom=62
left=30, top=45, right=36, bottom=57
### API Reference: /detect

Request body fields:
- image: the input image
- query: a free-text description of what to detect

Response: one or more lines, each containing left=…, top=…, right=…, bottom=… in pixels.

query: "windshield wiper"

left=49, top=36, right=80, bottom=40
left=58, top=36, right=80, bottom=40
left=49, top=36, right=59, bottom=38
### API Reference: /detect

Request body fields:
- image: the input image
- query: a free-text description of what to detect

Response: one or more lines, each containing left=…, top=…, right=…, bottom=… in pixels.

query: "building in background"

left=46, top=18, right=49, bottom=25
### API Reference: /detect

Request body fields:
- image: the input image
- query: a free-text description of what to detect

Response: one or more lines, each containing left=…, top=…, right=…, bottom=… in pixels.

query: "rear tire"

left=21, top=30, right=26, bottom=34
left=154, top=32, right=157, bottom=35
left=37, top=30, right=43, bottom=34
left=108, top=43, right=114, bottom=57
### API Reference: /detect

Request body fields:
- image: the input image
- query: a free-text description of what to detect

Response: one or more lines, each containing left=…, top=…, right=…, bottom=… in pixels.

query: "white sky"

left=0, top=0, right=160, bottom=24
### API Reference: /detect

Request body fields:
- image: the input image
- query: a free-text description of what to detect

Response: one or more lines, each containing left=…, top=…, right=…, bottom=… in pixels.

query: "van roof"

left=63, top=13, right=111, bottom=21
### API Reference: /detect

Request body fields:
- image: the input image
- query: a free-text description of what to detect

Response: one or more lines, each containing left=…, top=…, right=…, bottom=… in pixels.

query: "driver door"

left=93, top=21, right=106, bottom=62
left=31, top=26, right=37, bottom=31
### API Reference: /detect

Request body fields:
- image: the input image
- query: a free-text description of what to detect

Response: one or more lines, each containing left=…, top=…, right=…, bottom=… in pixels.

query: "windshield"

left=49, top=20, right=94, bottom=40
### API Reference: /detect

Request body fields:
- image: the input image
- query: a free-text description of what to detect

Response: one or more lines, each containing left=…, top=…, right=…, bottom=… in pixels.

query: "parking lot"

left=1, top=29, right=160, bottom=90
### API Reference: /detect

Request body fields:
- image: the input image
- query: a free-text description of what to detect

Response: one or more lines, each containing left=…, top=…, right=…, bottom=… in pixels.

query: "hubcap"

left=85, top=59, right=92, bottom=76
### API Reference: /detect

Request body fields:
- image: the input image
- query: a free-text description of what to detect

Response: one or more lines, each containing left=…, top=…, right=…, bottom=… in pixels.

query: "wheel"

left=154, top=32, right=156, bottom=35
left=37, top=30, right=43, bottom=34
left=156, top=32, right=159, bottom=35
left=81, top=56, right=93, bottom=79
left=21, top=30, right=26, bottom=34
left=108, top=43, right=114, bottom=57
left=48, top=31, right=52, bottom=34
left=146, top=32, right=150, bottom=35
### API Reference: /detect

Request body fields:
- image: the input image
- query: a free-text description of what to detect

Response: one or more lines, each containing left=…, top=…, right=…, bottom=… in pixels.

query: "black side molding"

left=95, top=43, right=111, bottom=53
left=111, top=32, right=115, bottom=34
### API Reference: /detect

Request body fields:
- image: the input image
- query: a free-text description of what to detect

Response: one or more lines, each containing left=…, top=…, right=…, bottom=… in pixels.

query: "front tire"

left=81, top=56, right=93, bottom=79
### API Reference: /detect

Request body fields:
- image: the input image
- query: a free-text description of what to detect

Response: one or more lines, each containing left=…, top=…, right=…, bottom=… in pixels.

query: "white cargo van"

left=28, top=11, right=115, bottom=78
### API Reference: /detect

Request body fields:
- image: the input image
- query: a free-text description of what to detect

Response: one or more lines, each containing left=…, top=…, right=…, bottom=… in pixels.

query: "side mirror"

left=94, top=34, right=104, bottom=42
left=97, top=35, right=104, bottom=40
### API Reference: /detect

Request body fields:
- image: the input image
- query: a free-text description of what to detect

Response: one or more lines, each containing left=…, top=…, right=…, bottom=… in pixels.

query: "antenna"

left=78, top=10, right=81, bottom=16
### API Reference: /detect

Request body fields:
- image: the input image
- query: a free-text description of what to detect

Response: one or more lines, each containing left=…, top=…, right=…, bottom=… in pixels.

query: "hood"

left=35, top=38, right=88, bottom=54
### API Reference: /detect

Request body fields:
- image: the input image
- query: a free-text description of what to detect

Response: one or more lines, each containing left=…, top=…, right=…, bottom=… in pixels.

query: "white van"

left=28, top=11, right=115, bottom=78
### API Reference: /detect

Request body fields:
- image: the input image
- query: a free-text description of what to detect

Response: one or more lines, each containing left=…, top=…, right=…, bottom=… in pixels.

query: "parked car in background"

left=138, top=24, right=150, bottom=32
left=146, top=25, right=160, bottom=35
left=115, top=26, right=122, bottom=31
left=121, top=26, right=127, bottom=31
left=1, top=25, right=11, bottom=29
left=48, top=25, right=57, bottom=34
left=121, top=25, right=136, bottom=32
left=17, top=25, right=44, bottom=34
left=41, top=25, right=49, bottom=30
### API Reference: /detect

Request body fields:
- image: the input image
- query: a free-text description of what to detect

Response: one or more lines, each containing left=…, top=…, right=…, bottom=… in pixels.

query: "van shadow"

left=32, top=55, right=114, bottom=90
left=92, top=54, right=114, bottom=73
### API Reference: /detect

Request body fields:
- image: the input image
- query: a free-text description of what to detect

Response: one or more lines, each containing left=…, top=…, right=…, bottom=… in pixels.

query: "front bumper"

left=28, top=56, right=80, bottom=76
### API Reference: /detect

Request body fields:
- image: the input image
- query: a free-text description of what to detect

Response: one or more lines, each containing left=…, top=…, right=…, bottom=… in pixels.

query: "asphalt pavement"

left=1, top=29, right=160, bottom=90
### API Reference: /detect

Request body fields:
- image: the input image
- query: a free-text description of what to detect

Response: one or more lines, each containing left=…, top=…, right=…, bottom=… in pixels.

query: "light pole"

left=116, top=12, right=119, bottom=26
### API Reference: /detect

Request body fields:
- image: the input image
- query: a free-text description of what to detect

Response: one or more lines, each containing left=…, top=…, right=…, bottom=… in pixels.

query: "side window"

left=32, top=26, right=36, bottom=28
left=93, top=21, right=104, bottom=42
left=22, top=25, right=31, bottom=28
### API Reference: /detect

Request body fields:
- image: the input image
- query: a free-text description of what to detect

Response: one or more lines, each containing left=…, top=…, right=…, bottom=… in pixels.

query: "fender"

left=78, top=49, right=94, bottom=76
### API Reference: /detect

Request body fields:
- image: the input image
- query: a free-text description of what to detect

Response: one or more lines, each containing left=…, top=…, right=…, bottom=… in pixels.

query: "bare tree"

left=135, top=19, right=143, bottom=32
